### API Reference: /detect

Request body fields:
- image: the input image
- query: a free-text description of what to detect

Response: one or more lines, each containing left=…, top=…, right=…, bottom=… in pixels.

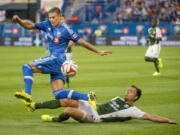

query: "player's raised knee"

left=28, top=62, right=42, bottom=72
left=63, top=107, right=74, bottom=115
left=22, top=64, right=32, bottom=71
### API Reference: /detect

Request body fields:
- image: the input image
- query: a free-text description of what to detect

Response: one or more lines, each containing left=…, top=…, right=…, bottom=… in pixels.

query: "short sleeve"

left=128, top=106, right=146, bottom=119
left=148, top=28, right=151, bottom=34
left=35, top=21, right=48, bottom=32
left=62, top=23, right=80, bottom=42
left=156, top=28, right=162, bottom=38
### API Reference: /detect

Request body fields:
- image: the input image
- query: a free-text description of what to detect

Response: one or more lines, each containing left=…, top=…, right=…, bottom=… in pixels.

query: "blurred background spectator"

left=65, top=0, right=180, bottom=24
left=0, top=0, right=179, bottom=24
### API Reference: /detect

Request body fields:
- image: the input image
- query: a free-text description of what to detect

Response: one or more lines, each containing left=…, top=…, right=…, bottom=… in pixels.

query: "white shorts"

left=145, top=44, right=161, bottom=58
left=78, top=100, right=100, bottom=123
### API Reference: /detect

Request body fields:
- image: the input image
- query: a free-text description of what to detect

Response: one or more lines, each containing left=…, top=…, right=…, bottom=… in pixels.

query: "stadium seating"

left=64, top=0, right=179, bottom=24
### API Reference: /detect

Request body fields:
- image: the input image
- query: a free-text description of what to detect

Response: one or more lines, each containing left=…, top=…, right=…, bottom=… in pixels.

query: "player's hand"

left=168, top=120, right=178, bottom=124
left=12, top=15, right=20, bottom=23
left=148, top=36, right=156, bottom=40
left=146, top=36, right=150, bottom=40
left=98, top=50, right=112, bottom=56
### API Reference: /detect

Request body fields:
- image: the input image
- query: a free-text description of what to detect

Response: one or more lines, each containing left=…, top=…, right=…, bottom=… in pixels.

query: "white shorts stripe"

left=68, top=90, right=74, bottom=99
left=33, top=55, right=56, bottom=66
left=24, top=64, right=32, bottom=69
left=24, top=76, right=34, bottom=81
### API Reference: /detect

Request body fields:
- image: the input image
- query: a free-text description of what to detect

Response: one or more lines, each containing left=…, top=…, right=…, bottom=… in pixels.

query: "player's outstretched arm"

left=142, top=113, right=177, bottom=124
left=12, top=15, right=36, bottom=30
left=77, top=38, right=112, bottom=56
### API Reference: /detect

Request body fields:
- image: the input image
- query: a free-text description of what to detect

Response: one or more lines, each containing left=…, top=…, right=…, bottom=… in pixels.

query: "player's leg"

left=144, top=46, right=154, bottom=62
left=57, top=107, right=84, bottom=122
left=51, top=78, right=97, bottom=110
left=152, top=44, right=161, bottom=76
left=51, top=78, right=91, bottom=101
left=41, top=100, right=100, bottom=123
left=41, top=107, right=82, bottom=122
left=14, top=61, right=42, bottom=102
left=53, top=88, right=97, bottom=110
left=153, top=58, right=160, bottom=72
left=155, top=44, right=163, bottom=69
left=14, top=55, right=58, bottom=102
left=152, top=58, right=160, bottom=76
left=144, top=56, right=154, bottom=62
left=66, top=77, right=70, bottom=89
left=22, top=98, right=79, bottom=112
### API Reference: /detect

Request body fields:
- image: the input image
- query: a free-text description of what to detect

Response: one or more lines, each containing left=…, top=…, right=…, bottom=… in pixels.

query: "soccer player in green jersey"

left=145, top=18, right=163, bottom=76
left=23, top=85, right=177, bottom=124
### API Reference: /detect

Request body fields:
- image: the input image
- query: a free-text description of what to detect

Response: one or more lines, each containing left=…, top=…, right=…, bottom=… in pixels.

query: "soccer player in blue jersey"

left=12, top=7, right=111, bottom=108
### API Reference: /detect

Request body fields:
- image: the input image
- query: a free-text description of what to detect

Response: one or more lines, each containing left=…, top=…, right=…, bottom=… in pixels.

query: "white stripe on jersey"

left=68, top=90, right=74, bottom=99
left=62, top=23, right=74, bottom=35
left=99, top=106, right=146, bottom=120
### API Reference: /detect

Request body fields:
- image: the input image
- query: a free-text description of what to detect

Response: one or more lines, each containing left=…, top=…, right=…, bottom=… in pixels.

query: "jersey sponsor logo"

left=57, top=31, right=61, bottom=37
left=54, top=37, right=60, bottom=44
left=72, top=34, right=78, bottom=39
left=48, top=27, right=51, bottom=31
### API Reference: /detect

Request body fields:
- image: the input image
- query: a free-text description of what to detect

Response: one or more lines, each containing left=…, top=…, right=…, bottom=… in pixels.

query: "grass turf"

left=0, top=46, right=179, bottom=135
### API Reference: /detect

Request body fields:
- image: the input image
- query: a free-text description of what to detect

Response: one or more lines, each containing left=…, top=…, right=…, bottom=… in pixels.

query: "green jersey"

left=97, top=97, right=145, bottom=122
left=148, top=27, right=162, bottom=45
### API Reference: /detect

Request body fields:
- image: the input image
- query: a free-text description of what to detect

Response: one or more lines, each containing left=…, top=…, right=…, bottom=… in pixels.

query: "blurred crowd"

left=39, top=0, right=180, bottom=25
left=113, top=0, right=180, bottom=24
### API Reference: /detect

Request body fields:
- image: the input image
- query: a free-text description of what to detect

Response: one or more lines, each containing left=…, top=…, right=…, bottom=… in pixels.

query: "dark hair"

left=48, top=7, right=61, bottom=15
left=152, top=18, right=158, bottom=23
left=131, top=85, right=142, bottom=101
left=62, top=14, right=65, bottom=18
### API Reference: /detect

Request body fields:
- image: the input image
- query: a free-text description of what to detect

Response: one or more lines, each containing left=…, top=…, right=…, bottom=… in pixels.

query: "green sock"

left=154, top=60, right=160, bottom=72
left=52, top=114, right=69, bottom=122
left=35, top=100, right=61, bottom=109
left=66, top=47, right=72, bottom=53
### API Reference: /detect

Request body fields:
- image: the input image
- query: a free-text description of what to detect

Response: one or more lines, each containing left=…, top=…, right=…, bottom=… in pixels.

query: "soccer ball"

left=61, top=60, right=78, bottom=77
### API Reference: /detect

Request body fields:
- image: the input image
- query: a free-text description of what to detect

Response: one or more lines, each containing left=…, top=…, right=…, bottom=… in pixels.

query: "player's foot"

left=21, top=99, right=35, bottom=112
left=88, top=91, right=97, bottom=110
left=152, top=72, right=160, bottom=76
left=89, top=91, right=97, bottom=100
left=41, top=114, right=53, bottom=122
left=14, top=91, right=32, bottom=102
left=158, top=58, right=163, bottom=69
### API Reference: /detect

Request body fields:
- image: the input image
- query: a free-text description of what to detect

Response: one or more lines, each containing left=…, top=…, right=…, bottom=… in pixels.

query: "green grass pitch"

left=0, top=46, right=179, bottom=135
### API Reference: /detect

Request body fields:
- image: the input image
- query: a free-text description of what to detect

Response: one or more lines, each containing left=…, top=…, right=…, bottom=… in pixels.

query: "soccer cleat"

left=158, top=58, right=163, bottom=69
left=14, top=91, right=32, bottom=102
left=41, top=114, right=53, bottom=122
left=21, top=99, right=35, bottom=112
left=152, top=72, right=160, bottom=76
left=88, top=91, right=97, bottom=101
left=88, top=91, right=97, bottom=110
